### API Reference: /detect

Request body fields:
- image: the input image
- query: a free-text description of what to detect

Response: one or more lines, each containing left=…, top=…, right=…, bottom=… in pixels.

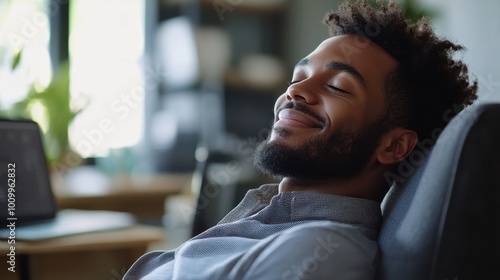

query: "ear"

left=376, top=128, right=418, bottom=165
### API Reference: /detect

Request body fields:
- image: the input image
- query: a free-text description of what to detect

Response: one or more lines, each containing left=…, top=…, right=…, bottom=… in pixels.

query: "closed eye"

left=288, top=81, right=352, bottom=95
left=327, top=84, right=351, bottom=95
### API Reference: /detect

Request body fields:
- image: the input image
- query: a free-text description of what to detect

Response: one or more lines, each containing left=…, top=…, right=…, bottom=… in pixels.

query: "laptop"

left=0, top=119, right=135, bottom=241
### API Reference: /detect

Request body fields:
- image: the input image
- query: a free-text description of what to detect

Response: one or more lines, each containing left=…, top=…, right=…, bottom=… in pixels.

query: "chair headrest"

left=376, top=100, right=500, bottom=280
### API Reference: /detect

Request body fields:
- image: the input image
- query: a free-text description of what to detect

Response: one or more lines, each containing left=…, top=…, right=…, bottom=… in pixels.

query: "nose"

left=285, top=79, right=318, bottom=104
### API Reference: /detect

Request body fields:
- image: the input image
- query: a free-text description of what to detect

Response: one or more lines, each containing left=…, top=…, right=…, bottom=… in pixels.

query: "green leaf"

left=11, top=49, right=22, bottom=70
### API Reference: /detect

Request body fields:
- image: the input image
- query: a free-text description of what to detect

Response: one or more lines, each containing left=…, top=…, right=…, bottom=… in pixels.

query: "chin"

left=270, top=126, right=291, bottom=140
left=254, top=127, right=379, bottom=180
left=269, top=126, right=318, bottom=149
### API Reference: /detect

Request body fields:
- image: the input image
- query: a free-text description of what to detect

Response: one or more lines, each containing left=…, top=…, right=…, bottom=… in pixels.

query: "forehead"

left=300, top=34, right=398, bottom=87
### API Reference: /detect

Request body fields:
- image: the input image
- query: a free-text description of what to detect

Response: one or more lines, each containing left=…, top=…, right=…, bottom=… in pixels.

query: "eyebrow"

left=294, top=59, right=367, bottom=89
left=294, top=58, right=309, bottom=69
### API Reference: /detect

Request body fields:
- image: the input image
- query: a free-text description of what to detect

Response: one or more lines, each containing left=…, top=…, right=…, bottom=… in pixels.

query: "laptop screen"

left=0, top=119, right=57, bottom=224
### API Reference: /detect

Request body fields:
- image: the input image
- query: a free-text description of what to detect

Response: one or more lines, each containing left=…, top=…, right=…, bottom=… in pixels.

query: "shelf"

left=162, top=0, right=286, bottom=14
left=203, top=0, right=286, bottom=14
left=224, top=67, right=287, bottom=93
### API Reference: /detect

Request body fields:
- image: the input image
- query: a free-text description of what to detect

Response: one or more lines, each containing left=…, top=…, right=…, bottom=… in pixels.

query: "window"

left=68, top=0, right=145, bottom=158
left=0, top=0, right=51, bottom=114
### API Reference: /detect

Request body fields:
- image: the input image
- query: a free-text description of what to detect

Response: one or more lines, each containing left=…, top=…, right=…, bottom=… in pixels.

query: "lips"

left=276, top=109, right=324, bottom=128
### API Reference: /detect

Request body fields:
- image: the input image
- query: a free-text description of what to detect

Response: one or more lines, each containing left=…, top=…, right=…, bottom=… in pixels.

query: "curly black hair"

left=323, top=0, right=478, bottom=142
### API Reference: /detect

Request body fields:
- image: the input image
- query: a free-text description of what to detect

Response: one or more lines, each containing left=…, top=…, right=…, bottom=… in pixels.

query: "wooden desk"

left=54, top=173, right=193, bottom=220
left=0, top=226, right=164, bottom=280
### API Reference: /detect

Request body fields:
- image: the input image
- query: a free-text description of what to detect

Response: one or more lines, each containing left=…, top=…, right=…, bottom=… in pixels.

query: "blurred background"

left=0, top=0, right=499, bottom=277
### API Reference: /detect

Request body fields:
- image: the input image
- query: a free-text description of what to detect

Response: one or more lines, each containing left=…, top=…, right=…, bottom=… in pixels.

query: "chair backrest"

left=190, top=146, right=266, bottom=237
left=190, top=149, right=239, bottom=237
left=377, top=100, right=500, bottom=280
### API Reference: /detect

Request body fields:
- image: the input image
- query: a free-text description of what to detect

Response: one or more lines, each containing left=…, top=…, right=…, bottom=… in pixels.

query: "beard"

left=253, top=121, right=384, bottom=181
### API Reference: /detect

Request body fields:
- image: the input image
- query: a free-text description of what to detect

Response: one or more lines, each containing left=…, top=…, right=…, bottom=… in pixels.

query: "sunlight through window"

left=0, top=0, right=51, bottom=111
left=68, top=0, right=145, bottom=158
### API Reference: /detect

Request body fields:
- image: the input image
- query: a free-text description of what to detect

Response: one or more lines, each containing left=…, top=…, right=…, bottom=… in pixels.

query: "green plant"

left=370, top=0, right=439, bottom=23
left=4, top=60, right=82, bottom=167
left=399, top=0, right=439, bottom=23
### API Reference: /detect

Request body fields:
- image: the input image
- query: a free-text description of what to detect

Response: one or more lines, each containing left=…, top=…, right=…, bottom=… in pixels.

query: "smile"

left=275, top=109, right=324, bottom=128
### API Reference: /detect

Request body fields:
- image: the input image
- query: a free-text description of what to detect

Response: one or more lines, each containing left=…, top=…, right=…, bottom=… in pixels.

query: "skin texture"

left=259, top=34, right=418, bottom=201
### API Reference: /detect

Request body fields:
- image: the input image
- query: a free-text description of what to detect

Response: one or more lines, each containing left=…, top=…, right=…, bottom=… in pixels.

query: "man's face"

left=254, top=35, right=398, bottom=180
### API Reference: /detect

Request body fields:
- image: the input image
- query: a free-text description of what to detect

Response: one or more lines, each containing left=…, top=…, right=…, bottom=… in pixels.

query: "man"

left=124, top=0, right=478, bottom=279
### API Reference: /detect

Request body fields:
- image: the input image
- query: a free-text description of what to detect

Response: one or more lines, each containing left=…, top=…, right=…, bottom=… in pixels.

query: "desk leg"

left=19, top=255, right=30, bottom=280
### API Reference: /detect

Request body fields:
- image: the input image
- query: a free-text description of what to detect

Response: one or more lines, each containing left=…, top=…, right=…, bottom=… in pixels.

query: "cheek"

left=322, top=100, right=368, bottom=134
left=356, top=95, right=383, bottom=125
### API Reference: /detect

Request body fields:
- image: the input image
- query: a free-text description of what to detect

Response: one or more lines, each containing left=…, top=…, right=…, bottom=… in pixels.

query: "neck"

left=278, top=164, right=389, bottom=201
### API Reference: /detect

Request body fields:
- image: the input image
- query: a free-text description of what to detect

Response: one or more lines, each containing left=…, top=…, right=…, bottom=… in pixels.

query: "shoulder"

left=123, top=250, right=175, bottom=279
left=266, top=221, right=378, bottom=264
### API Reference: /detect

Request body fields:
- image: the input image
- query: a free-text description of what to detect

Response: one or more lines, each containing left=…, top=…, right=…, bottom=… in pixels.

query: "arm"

left=230, top=222, right=378, bottom=280
left=123, top=221, right=377, bottom=280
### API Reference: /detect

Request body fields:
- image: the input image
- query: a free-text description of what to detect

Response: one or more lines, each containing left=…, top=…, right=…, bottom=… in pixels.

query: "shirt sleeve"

left=229, top=222, right=378, bottom=280
left=123, top=250, right=176, bottom=279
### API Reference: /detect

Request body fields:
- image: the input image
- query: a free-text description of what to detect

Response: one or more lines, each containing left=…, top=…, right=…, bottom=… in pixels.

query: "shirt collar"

left=248, top=184, right=382, bottom=239
left=270, top=190, right=381, bottom=229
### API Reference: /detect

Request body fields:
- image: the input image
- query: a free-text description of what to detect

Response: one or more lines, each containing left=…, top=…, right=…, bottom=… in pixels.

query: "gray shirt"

left=123, top=184, right=382, bottom=280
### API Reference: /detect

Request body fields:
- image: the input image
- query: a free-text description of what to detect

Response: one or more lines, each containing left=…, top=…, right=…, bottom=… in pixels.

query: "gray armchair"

left=377, top=99, right=500, bottom=279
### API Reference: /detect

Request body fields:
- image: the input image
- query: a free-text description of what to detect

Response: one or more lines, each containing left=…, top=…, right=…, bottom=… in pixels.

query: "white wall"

left=422, top=0, right=500, bottom=101
left=284, top=0, right=341, bottom=68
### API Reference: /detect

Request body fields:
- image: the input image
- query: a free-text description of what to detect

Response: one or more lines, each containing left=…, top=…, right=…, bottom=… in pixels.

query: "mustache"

left=276, top=101, right=326, bottom=126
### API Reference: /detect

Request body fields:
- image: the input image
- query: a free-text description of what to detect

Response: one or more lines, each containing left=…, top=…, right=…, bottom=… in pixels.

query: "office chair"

left=190, top=144, right=265, bottom=237
left=376, top=99, right=500, bottom=280
left=190, top=148, right=238, bottom=237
